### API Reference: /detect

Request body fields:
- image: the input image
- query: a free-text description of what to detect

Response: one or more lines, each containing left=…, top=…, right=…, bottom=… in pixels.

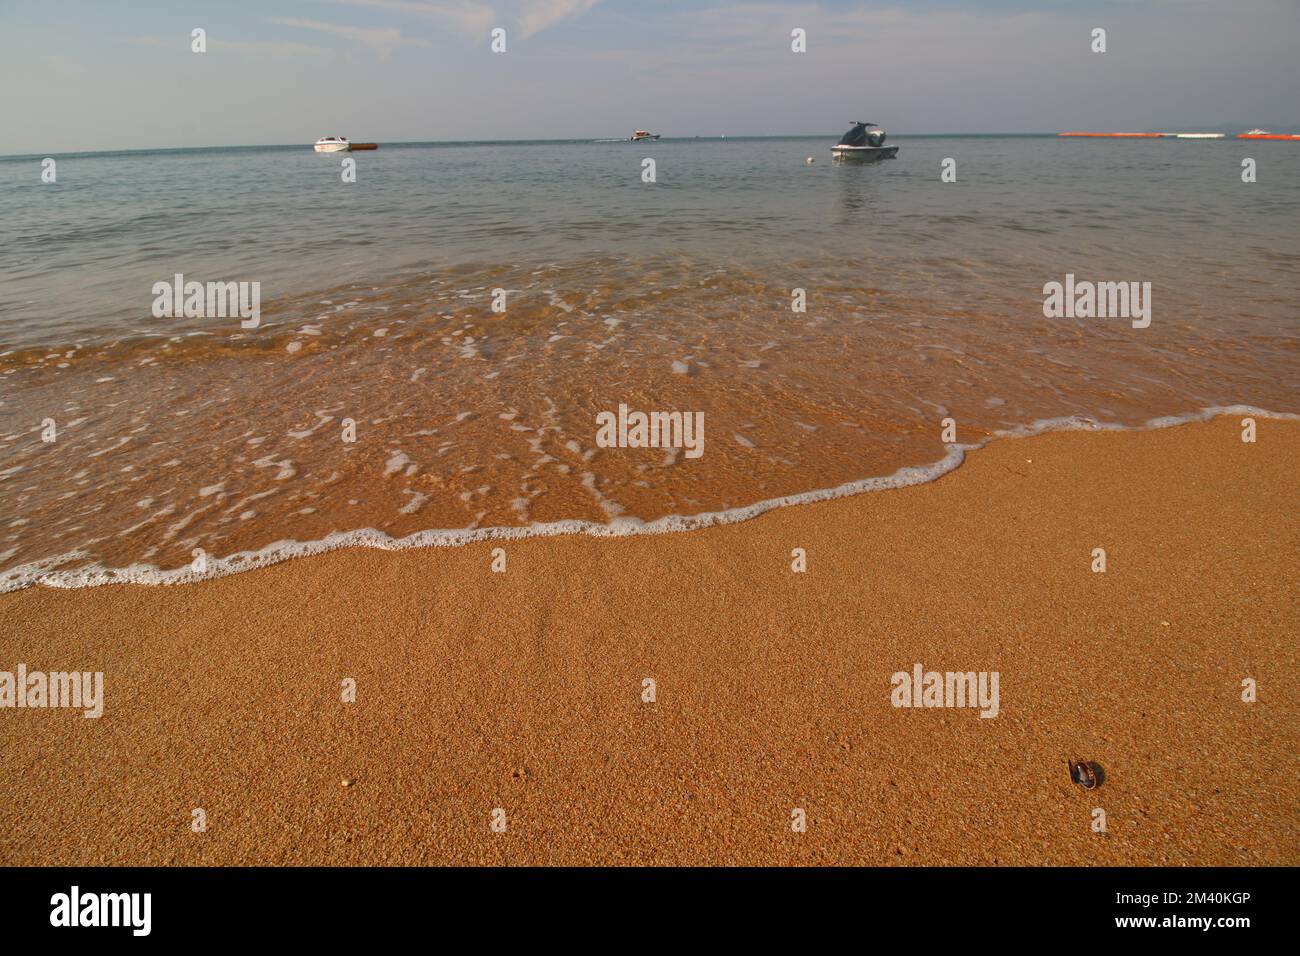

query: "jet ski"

left=831, top=122, right=898, bottom=161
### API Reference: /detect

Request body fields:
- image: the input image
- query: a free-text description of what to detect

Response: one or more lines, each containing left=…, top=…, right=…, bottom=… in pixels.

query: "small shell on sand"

left=341, top=778, right=356, bottom=788
left=1068, top=759, right=1100, bottom=790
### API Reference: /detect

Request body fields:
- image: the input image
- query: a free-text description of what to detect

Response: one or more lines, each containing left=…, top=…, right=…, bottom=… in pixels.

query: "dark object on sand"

left=1068, top=758, right=1104, bottom=790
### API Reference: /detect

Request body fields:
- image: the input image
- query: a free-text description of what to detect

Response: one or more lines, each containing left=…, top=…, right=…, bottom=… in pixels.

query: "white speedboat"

left=629, top=130, right=660, bottom=142
left=830, top=122, right=898, bottom=161
left=314, top=136, right=351, bottom=152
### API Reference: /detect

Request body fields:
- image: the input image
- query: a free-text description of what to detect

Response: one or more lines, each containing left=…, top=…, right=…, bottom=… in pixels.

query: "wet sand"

left=0, top=414, right=1296, bottom=866
left=7, top=260, right=1299, bottom=587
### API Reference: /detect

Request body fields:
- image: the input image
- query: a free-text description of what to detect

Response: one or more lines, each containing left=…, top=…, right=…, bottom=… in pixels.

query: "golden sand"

left=1, top=415, right=1296, bottom=865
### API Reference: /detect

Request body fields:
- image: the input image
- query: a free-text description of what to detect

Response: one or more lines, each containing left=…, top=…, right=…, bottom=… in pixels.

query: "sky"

left=2, top=0, right=1297, bottom=154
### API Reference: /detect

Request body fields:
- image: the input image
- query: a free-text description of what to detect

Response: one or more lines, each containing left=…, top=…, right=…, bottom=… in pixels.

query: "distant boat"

left=831, top=122, right=898, bottom=162
left=314, top=136, right=351, bottom=152
left=630, top=130, right=660, bottom=142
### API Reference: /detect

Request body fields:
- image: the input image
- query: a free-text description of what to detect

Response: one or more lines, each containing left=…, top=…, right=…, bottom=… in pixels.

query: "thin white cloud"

left=518, top=0, right=603, bottom=39
left=318, top=0, right=499, bottom=35
left=268, top=16, right=432, bottom=58
left=320, top=0, right=601, bottom=39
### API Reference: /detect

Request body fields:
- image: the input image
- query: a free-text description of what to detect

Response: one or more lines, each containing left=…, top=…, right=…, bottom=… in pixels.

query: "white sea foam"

left=383, top=450, right=411, bottom=476
left=399, top=490, right=428, bottom=515
left=0, top=406, right=1292, bottom=594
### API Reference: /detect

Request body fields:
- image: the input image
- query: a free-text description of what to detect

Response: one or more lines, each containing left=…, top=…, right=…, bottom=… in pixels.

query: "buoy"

left=806, top=156, right=815, bottom=165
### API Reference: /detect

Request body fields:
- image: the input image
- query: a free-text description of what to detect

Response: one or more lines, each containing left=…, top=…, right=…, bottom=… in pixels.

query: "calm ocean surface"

left=4, top=136, right=1300, bottom=342
left=1, top=136, right=1298, bottom=587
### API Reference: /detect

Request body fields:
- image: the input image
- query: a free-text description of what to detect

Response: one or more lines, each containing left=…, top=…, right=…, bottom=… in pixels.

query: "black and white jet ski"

left=831, top=122, right=898, bottom=161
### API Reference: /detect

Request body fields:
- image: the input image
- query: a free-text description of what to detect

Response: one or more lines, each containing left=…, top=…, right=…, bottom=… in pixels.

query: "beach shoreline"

left=3, top=405, right=1292, bottom=594
left=1, top=414, right=1296, bottom=866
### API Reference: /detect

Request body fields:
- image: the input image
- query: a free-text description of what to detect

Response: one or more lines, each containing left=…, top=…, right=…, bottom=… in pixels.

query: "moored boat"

left=314, top=136, right=351, bottom=152
left=630, top=130, right=660, bottom=142
left=830, top=122, right=898, bottom=161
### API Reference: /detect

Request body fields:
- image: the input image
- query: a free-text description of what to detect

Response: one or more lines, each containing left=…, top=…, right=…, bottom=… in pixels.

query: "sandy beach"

left=1, top=414, right=1295, bottom=866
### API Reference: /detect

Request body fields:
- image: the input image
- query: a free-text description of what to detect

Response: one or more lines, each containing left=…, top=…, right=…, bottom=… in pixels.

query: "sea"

left=1, top=135, right=1297, bottom=589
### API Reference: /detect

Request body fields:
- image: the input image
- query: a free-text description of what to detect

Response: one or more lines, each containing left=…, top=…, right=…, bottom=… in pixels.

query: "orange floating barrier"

left=1058, top=132, right=1166, bottom=138
left=1237, top=133, right=1300, bottom=140
left=349, top=143, right=379, bottom=150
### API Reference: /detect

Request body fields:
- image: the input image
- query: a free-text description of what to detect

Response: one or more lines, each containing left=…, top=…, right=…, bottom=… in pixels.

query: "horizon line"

left=0, top=131, right=1235, bottom=160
